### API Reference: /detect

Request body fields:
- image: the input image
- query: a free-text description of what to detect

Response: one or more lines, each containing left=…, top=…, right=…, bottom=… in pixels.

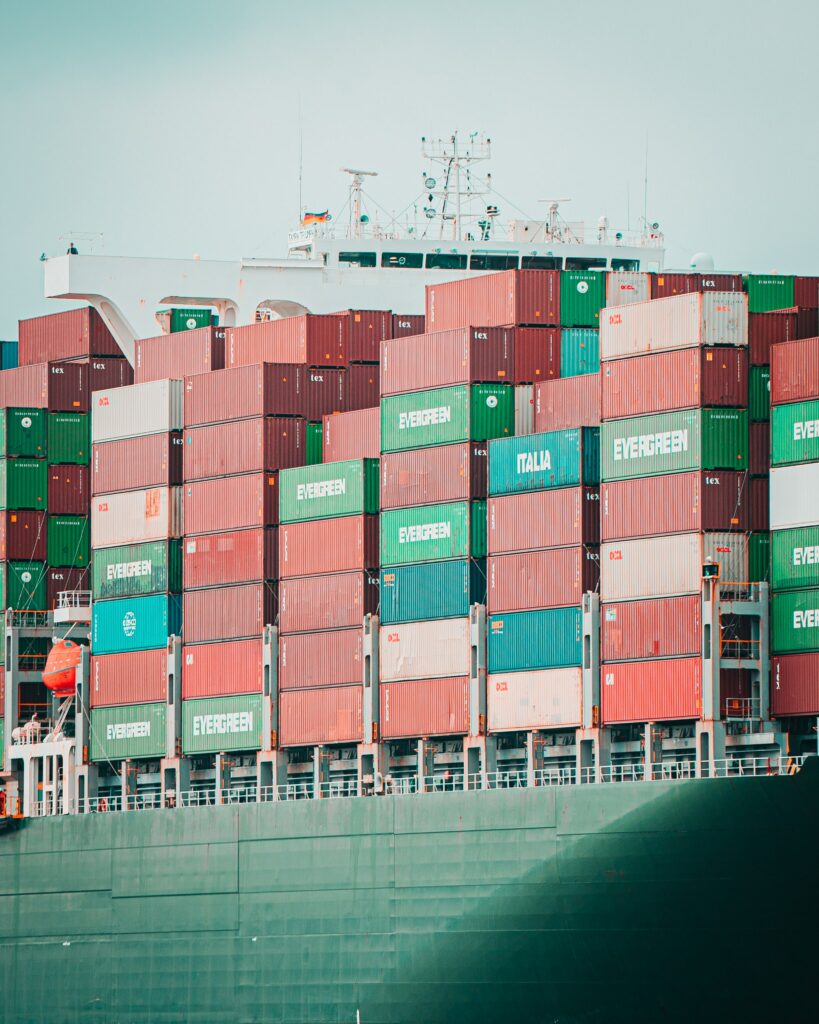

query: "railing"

left=6, top=609, right=50, bottom=629
left=720, top=638, right=761, bottom=661
left=56, top=590, right=92, bottom=610
left=723, top=697, right=762, bottom=720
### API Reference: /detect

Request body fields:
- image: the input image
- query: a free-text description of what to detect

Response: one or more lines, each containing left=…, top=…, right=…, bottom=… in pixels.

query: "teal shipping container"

left=381, top=501, right=487, bottom=566
left=92, top=593, right=182, bottom=655
left=488, top=607, right=583, bottom=672
left=380, top=559, right=486, bottom=624
left=489, top=428, right=600, bottom=495
left=560, top=329, right=600, bottom=377
left=89, top=703, right=166, bottom=762
left=92, top=541, right=183, bottom=600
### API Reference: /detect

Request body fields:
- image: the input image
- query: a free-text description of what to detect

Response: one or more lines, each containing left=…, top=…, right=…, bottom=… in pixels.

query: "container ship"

left=1, top=136, right=818, bottom=1023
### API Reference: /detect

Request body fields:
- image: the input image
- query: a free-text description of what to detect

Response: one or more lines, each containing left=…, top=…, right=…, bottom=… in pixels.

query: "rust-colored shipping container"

left=135, top=326, right=225, bottom=384
left=796, top=307, right=819, bottom=338
left=391, top=313, right=425, bottom=337
left=534, top=375, right=601, bottom=431
left=514, top=327, right=561, bottom=384
left=0, top=511, right=46, bottom=561
left=488, top=546, right=599, bottom=613
left=601, top=346, right=747, bottom=420
left=650, top=273, right=743, bottom=298
left=380, top=327, right=513, bottom=395
left=749, top=476, right=768, bottom=532
left=771, top=653, right=819, bottom=716
left=487, top=487, right=600, bottom=554
left=749, top=422, right=770, bottom=476
left=426, top=270, right=560, bottom=330
left=228, top=315, right=347, bottom=368
left=184, top=582, right=276, bottom=644
left=601, top=595, right=701, bottom=662
left=380, top=442, right=487, bottom=509
left=182, top=639, right=263, bottom=699
left=46, top=566, right=88, bottom=608
left=48, top=465, right=90, bottom=515
left=183, top=417, right=305, bottom=481
left=601, top=658, right=702, bottom=724
left=92, top=433, right=183, bottom=495
left=322, top=408, right=380, bottom=461
left=278, top=571, right=378, bottom=633
left=335, top=309, right=392, bottom=362
left=793, top=277, right=819, bottom=308
left=280, top=685, right=363, bottom=747
left=770, top=336, right=819, bottom=404
left=184, top=473, right=279, bottom=535
left=90, top=649, right=168, bottom=707
left=380, top=676, right=469, bottom=738
left=279, top=627, right=363, bottom=690
left=279, top=515, right=379, bottom=578
left=18, top=307, right=122, bottom=365
left=183, top=528, right=278, bottom=589
left=343, top=363, right=379, bottom=412
left=749, top=310, right=797, bottom=365
left=601, top=471, right=749, bottom=541
left=0, top=362, right=87, bottom=411
left=84, top=358, right=134, bottom=395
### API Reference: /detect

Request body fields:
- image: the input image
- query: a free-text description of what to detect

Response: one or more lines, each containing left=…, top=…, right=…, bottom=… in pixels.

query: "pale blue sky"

left=1, top=0, right=817, bottom=337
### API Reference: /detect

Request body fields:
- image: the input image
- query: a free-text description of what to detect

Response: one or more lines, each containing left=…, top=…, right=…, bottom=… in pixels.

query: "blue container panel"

left=488, top=607, right=583, bottom=672
left=488, top=428, right=600, bottom=495
left=92, top=594, right=182, bottom=655
left=560, top=329, right=600, bottom=377
left=379, top=559, right=486, bottom=625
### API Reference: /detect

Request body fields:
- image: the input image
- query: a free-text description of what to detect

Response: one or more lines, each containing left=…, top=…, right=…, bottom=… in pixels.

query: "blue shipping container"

left=0, top=341, right=18, bottom=370
left=92, top=593, right=182, bottom=655
left=560, top=328, right=599, bottom=377
left=380, top=559, right=486, bottom=625
left=488, top=607, right=583, bottom=672
left=488, top=428, right=600, bottom=496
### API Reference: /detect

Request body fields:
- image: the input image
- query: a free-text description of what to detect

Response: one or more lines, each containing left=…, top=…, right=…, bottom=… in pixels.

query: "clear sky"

left=1, top=0, right=817, bottom=337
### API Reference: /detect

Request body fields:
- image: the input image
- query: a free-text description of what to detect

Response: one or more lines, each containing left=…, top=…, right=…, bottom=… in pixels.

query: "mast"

left=341, top=168, right=378, bottom=240
left=421, top=132, right=492, bottom=241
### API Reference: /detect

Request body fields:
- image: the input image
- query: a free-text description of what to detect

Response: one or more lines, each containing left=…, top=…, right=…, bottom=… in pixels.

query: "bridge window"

left=339, top=251, right=377, bottom=268
left=426, top=253, right=468, bottom=270
left=521, top=256, right=562, bottom=269
left=611, top=258, right=640, bottom=271
left=565, top=257, right=607, bottom=270
left=470, top=254, right=520, bottom=271
left=382, top=252, right=424, bottom=269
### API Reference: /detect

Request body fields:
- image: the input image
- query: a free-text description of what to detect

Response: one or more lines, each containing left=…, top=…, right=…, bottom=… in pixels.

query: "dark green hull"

left=2, top=762, right=817, bottom=1023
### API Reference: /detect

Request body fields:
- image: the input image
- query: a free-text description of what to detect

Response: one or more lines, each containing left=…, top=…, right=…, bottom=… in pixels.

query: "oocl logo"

left=122, top=611, right=137, bottom=637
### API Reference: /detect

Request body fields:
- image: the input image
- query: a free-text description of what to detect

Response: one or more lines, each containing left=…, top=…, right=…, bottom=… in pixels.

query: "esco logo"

left=122, top=612, right=137, bottom=637
left=486, top=395, right=498, bottom=408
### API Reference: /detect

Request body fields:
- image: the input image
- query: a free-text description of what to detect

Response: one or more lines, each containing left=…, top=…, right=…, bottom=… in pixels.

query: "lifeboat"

left=42, top=639, right=83, bottom=698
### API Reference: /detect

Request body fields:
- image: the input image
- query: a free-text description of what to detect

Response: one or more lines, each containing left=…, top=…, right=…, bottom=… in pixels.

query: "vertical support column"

left=756, top=582, right=771, bottom=722
left=313, top=746, right=331, bottom=798
left=359, top=614, right=380, bottom=795
left=257, top=625, right=287, bottom=799
left=698, top=578, right=725, bottom=778
left=575, top=728, right=611, bottom=783
left=581, top=593, right=600, bottom=730
left=216, top=753, right=232, bottom=803
left=644, top=724, right=663, bottom=780
left=4, top=610, right=19, bottom=773
left=418, top=739, right=436, bottom=792
left=123, top=761, right=138, bottom=809
left=160, top=635, right=188, bottom=808
left=74, top=646, right=92, bottom=769
left=526, top=731, right=545, bottom=786
left=468, top=604, right=487, bottom=738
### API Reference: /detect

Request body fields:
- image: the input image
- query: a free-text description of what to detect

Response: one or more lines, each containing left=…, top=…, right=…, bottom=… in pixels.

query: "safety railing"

left=723, top=697, right=762, bottom=720
left=720, top=638, right=761, bottom=661
left=56, top=590, right=92, bottom=609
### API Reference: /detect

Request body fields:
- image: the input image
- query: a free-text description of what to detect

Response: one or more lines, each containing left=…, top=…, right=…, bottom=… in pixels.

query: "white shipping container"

left=379, top=617, right=471, bottom=682
left=92, top=486, right=183, bottom=548
left=91, top=379, right=184, bottom=442
left=600, top=291, right=748, bottom=361
left=487, top=668, right=582, bottom=732
left=770, top=463, right=819, bottom=531
left=514, top=384, right=534, bottom=436
left=604, top=272, right=651, bottom=308
left=601, top=532, right=748, bottom=601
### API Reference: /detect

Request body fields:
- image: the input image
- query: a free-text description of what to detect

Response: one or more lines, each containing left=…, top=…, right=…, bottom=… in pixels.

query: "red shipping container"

left=749, top=310, right=796, bottom=366
left=343, top=363, right=379, bottom=412
left=184, top=473, right=278, bottom=535
left=514, top=327, right=561, bottom=384
left=280, top=685, right=364, bottom=747
left=90, top=649, right=168, bottom=707
left=601, top=346, right=747, bottom=420
left=601, top=471, right=749, bottom=541
left=279, top=570, right=379, bottom=633
left=796, top=307, right=819, bottom=338
left=184, top=582, right=276, bottom=643
left=335, top=309, right=392, bottom=362
left=46, top=567, right=88, bottom=609
left=0, top=666, right=3, bottom=706
left=426, top=270, right=560, bottom=330
left=771, top=336, right=819, bottom=404
left=0, top=362, right=87, bottom=411
left=380, top=327, right=513, bottom=396
left=601, top=596, right=701, bottom=662
left=0, top=511, right=46, bottom=561
left=48, top=465, right=90, bottom=515
left=84, top=358, right=133, bottom=394
left=183, top=417, right=305, bottom=481
left=92, top=433, right=183, bottom=494
left=279, top=515, right=379, bottom=578
left=184, top=528, right=277, bottom=588
left=601, top=658, right=702, bottom=724
left=534, top=375, right=601, bottom=431
left=135, top=326, right=225, bottom=384
left=771, top=653, right=819, bottom=716
left=487, top=487, right=600, bottom=554
left=322, top=408, right=380, bottom=461
left=650, top=273, right=743, bottom=298
left=18, top=307, right=122, bottom=365
left=488, top=546, right=599, bottom=613
left=280, top=627, right=363, bottom=690
left=228, top=315, right=347, bottom=368
left=391, top=313, right=425, bottom=337
left=749, top=476, right=769, bottom=531
left=749, top=422, right=770, bottom=476
left=793, top=277, right=819, bottom=309
left=380, top=676, right=469, bottom=738
left=380, top=443, right=487, bottom=509
left=182, top=639, right=263, bottom=699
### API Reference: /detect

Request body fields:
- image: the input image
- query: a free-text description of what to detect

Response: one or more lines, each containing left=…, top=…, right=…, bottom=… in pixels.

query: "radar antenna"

left=420, top=132, right=492, bottom=241
left=537, top=199, right=571, bottom=242
left=340, top=168, right=378, bottom=239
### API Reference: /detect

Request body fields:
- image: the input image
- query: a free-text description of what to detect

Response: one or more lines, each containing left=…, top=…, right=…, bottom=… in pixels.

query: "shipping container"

left=534, top=374, right=601, bottom=430
left=279, top=459, right=379, bottom=523
left=391, top=313, right=425, bottom=337
left=280, top=685, right=363, bottom=747
left=344, top=363, right=380, bottom=412
left=749, top=365, right=770, bottom=421
left=91, top=379, right=183, bottom=442
left=91, top=594, right=182, bottom=655
left=305, top=422, right=322, bottom=465
left=336, top=308, right=391, bottom=362
left=0, top=511, right=46, bottom=561
left=91, top=433, right=183, bottom=495
left=183, top=528, right=277, bottom=590
left=183, top=473, right=277, bottom=535
left=749, top=421, right=770, bottom=476
left=770, top=653, right=819, bottom=716
left=228, top=315, right=347, bottom=368
left=279, top=515, right=379, bottom=578
left=0, top=340, right=18, bottom=369
left=748, top=532, right=771, bottom=583
left=380, top=442, right=487, bottom=510
left=380, top=326, right=513, bottom=395
left=0, top=362, right=87, bottom=412
left=379, top=559, right=485, bottom=625
left=279, top=570, right=378, bottom=633
left=47, top=412, right=90, bottom=465
left=380, top=676, right=469, bottom=738
left=182, top=694, right=262, bottom=755
left=489, top=428, right=599, bottom=495
left=650, top=273, right=743, bottom=299
left=600, top=532, right=749, bottom=601
left=92, top=486, right=183, bottom=547
left=487, top=667, right=582, bottom=732
left=771, top=399, right=819, bottom=465
left=159, top=307, right=215, bottom=333
left=322, top=408, right=380, bottom=462
left=770, top=464, right=819, bottom=530
left=605, top=272, right=650, bottom=307
left=380, top=501, right=486, bottom=566
left=601, top=658, right=701, bottom=724
left=601, top=595, right=701, bottom=661
left=89, top=702, right=166, bottom=761
left=488, top=607, right=582, bottom=672
left=0, top=408, right=46, bottom=458
left=513, top=327, right=560, bottom=384
left=560, top=271, right=606, bottom=327
left=749, top=310, right=797, bottom=365
left=182, top=640, right=263, bottom=699
left=514, top=384, right=534, bottom=436
left=560, top=328, right=600, bottom=377
left=280, top=627, right=362, bottom=689
left=771, top=588, right=819, bottom=654
left=488, top=547, right=598, bottom=613
left=84, top=357, right=133, bottom=395
left=46, top=567, right=88, bottom=608
left=426, top=270, right=560, bottom=330
left=182, top=417, right=305, bottom=481
left=183, top=583, right=276, bottom=644
left=92, top=540, right=182, bottom=600
left=487, top=486, right=600, bottom=553
left=18, top=307, right=122, bottom=364
left=90, top=649, right=169, bottom=708
left=380, top=383, right=513, bottom=453
left=771, top=336, right=819, bottom=405
left=747, top=275, right=794, bottom=313
left=0, top=561, right=47, bottom=609
left=379, top=617, right=470, bottom=682
left=47, top=515, right=89, bottom=567
left=771, top=526, right=819, bottom=591
left=0, top=459, right=47, bottom=510
left=749, top=475, right=768, bottom=532
left=47, top=464, right=89, bottom=515
left=135, top=326, right=225, bottom=384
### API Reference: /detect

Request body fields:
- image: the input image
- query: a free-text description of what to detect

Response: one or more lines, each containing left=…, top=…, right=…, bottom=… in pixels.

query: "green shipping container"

left=0, top=561, right=47, bottom=610
left=168, top=307, right=214, bottom=332
left=560, top=271, right=606, bottom=327
left=0, top=458, right=48, bottom=510
left=379, top=559, right=486, bottom=624
left=89, top=702, right=166, bottom=762
left=47, top=516, right=90, bottom=567
left=92, top=541, right=183, bottom=600
left=489, top=428, right=599, bottom=495
left=771, top=588, right=819, bottom=653
left=92, top=594, right=183, bottom=655
left=748, top=533, right=770, bottom=584
left=488, top=607, right=583, bottom=672
left=48, top=412, right=90, bottom=464
left=771, top=527, right=819, bottom=591
left=771, top=399, right=819, bottom=466
left=279, top=459, right=379, bottom=523
left=560, top=328, right=600, bottom=377
left=746, top=275, right=794, bottom=313
left=305, top=422, right=323, bottom=466
left=381, top=501, right=487, bottom=567
left=0, top=408, right=47, bottom=458
left=381, top=384, right=513, bottom=453
left=601, top=408, right=748, bottom=482
left=749, top=366, right=770, bottom=422
left=182, top=694, right=262, bottom=755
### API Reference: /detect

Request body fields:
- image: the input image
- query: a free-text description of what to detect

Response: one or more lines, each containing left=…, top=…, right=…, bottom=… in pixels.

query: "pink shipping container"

left=278, top=571, right=378, bottom=633
left=771, top=653, right=819, bottom=716
left=380, top=327, right=513, bottom=396
left=600, top=471, right=748, bottom=541
left=228, top=315, right=347, bottom=368
left=184, top=528, right=277, bottom=589
left=749, top=476, right=769, bottom=532
left=379, top=617, right=471, bottom=682
left=48, top=465, right=90, bottom=515
left=487, top=667, right=582, bottom=732
left=343, top=363, right=380, bottom=412
left=46, top=567, right=88, bottom=608
left=391, top=313, right=425, bottom=337
left=749, top=422, right=770, bottom=476
left=487, top=487, right=600, bottom=554
left=335, top=309, right=391, bottom=362
left=749, top=310, right=797, bottom=366
left=534, top=375, right=601, bottom=431
left=380, top=676, right=469, bottom=738
left=184, top=583, right=276, bottom=644
left=322, top=408, right=380, bottom=461
left=279, top=685, right=364, bottom=747
left=183, top=417, right=305, bottom=481
left=426, top=270, right=560, bottom=330
left=488, top=547, right=599, bottom=613
left=92, top=433, right=183, bottom=495
left=183, top=473, right=278, bottom=535
left=770, top=336, right=819, bottom=404
left=279, top=628, right=363, bottom=690
left=381, top=443, right=487, bottom=509
left=0, top=362, right=87, bottom=411
left=182, top=639, right=263, bottom=699
left=601, top=346, right=748, bottom=420
left=793, top=277, right=819, bottom=308
left=605, top=272, right=650, bottom=307
left=601, top=658, right=702, bottom=724
left=279, top=515, right=379, bottom=578
left=135, top=326, right=225, bottom=384
left=601, top=595, right=701, bottom=662
left=92, top=486, right=183, bottom=548
left=90, top=649, right=168, bottom=708
left=18, top=307, right=122, bottom=365
left=650, top=273, right=743, bottom=298
left=83, top=358, right=134, bottom=395
left=513, top=327, right=560, bottom=384
left=0, top=511, right=46, bottom=561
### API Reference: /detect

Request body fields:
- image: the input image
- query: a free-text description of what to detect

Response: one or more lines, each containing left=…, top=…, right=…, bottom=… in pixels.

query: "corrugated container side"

left=0, top=459, right=48, bottom=511
left=749, top=476, right=769, bottom=532
left=601, top=658, right=702, bottom=724
left=228, top=315, right=347, bottom=368
left=771, top=653, right=819, bottom=716
left=47, top=465, right=89, bottom=515
left=380, top=676, right=469, bottom=738
left=601, top=595, right=701, bottom=661
left=605, top=272, right=650, bottom=307
left=770, top=337, right=819, bottom=405
left=793, top=277, right=819, bottom=308
left=90, top=649, right=169, bottom=707
left=183, top=417, right=305, bottom=480
left=771, top=589, right=819, bottom=654
left=89, top=702, right=166, bottom=761
left=280, top=628, right=363, bottom=689
left=651, top=273, right=745, bottom=298
left=91, top=433, right=183, bottom=494
left=183, top=473, right=278, bottom=535
left=512, top=327, right=560, bottom=384
left=749, top=421, right=770, bottom=475
left=1, top=560, right=48, bottom=610
left=533, top=375, right=601, bottom=431
left=322, top=408, right=380, bottom=461
left=184, top=583, right=276, bottom=644
left=770, top=464, right=819, bottom=530
left=0, top=511, right=47, bottom=561
left=183, top=528, right=278, bottom=589
left=425, top=270, right=560, bottom=330
left=280, top=685, right=364, bottom=747
left=0, top=362, right=88, bottom=412
left=380, top=443, right=487, bottom=509
left=135, top=327, right=225, bottom=384
left=46, top=567, right=89, bottom=608
left=380, top=383, right=513, bottom=453
left=379, top=617, right=471, bottom=682
left=336, top=308, right=391, bottom=362
left=279, top=571, right=379, bottom=633
left=489, top=427, right=599, bottom=494
left=92, top=487, right=183, bottom=547
left=84, top=358, right=134, bottom=396
left=488, top=547, right=599, bottom=613
left=343, top=363, right=380, bottom=413
left=487, top=487, right=600, bottom=553
left=560, top=271, right=606, bottom=328
left=771, top=526, right=819, bottom=591
left=747, top=275, right=794, bottom=313
left=514, top=384, right=534, bottom=436
left=771, top=399, right=819, bottom=465
left=18, top=307, right=122, bottom=364
left=488, top=607, right=583, bottom=672
left=92, top=540, right=182, bottom=600
left=47, top=515, right=90, bottom=567
left=182, top=694, right=262, bottom=755
left=748, top=533, right=771, bottom=583
left=91, top=379, right=183, bottom=442
left=380, top=327, right=514, bottom=395
left=182, top=639, right=264, bottom=698
left=560, top=328, right=600, bottom=377
left=380, top=501, right=486, bottom=566
left=391, top=314, right=425, bottom=337
left=487, top=667, right=582, bottom=731
left=749, top=310, right=797, bottom=365
left=379, top=560, right=485, bottom=625
left=279, top=460, right=379, bottom=524
left=91, top=594, right=183, bottom=655
left=47, top=412, right=90, bottom=465
left=279, top=515, right=379, bottom=577
left=749, top=365, right=770, bottom=421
